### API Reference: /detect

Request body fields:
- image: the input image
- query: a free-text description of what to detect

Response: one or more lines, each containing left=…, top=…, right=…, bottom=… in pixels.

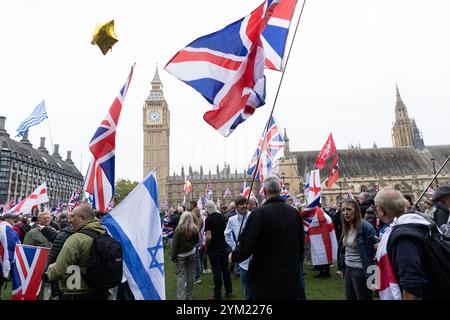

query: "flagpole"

left=46, top=118, right=55, bottom=154
left=246, top=0, right=308, bottom=208
left=413, top=154, right=450, bottom=209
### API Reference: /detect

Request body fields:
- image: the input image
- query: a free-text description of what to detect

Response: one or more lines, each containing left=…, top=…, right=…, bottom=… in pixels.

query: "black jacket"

left=232, top=196, right=304, bottom=300
left=42, top=227, right=74, bottom=298
left=433, top=202, right=450, bottom=227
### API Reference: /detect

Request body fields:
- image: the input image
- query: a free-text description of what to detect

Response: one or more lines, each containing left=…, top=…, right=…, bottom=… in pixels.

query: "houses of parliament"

left=143, top=68, right=450, bottom=207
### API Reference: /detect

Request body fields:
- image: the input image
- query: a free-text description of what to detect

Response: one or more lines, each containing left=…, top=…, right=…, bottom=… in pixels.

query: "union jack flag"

left=247, top=115, right=284, bottom=182
left=262, top=0, right=298, bottom=71
left=0, top=221, right=20, bottom=278
left=84, top=65, right=134, bottom=212
left=280, top=179, right=290, bottom=200
left=11, top=244, right=50, bottom=300
left=67, top=187, right=81, bottom=211
left=205, top=181, right=213, bottom=200
left=165, top=0, right=297, bottom=136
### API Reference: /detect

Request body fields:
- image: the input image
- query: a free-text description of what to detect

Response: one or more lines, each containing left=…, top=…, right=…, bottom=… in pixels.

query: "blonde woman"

left=339, top=199, right=378, bottom=300
left=171, top=212, right=199, bottom=300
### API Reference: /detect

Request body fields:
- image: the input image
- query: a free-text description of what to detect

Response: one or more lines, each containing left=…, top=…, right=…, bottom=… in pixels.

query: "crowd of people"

left=1, top=177, right=449, bottom=300
left=162, top=176, right=450, bottom=301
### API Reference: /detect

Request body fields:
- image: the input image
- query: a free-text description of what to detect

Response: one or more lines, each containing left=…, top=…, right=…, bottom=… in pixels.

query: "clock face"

left=148, top=111, right=161, bottom=123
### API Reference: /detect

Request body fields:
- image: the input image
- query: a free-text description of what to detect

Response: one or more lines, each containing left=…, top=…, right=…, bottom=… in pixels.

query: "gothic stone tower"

left=392, top=85, right=414, bottom=147
left=143, top=66, right=170, bottom=203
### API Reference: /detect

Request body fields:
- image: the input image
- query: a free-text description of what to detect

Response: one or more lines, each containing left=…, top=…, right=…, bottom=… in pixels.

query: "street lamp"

left=430, top=158, right=439, bottom=188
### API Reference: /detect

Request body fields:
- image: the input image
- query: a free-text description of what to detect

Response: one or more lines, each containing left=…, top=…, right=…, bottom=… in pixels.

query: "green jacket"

left=171, top=225, right=199, bottom=262
left=23, top=225, right=52, bottom=248
left=47, top=219, right=106, bottom=294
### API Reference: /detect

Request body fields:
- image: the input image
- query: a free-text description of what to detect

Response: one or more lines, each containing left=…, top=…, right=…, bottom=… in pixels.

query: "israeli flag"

left=16, top=100, right=48, bottom=137
left=102, top=172, right=165, bottom=300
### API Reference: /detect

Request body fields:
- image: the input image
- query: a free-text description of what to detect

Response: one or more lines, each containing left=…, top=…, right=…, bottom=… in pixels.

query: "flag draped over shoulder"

left=9, top=183, right=49, bottom=214
left=16, top=100, right=48, bottom=138
left=84, top=65, right=134, bottom=212
left=375, top=214, right=430, bottom=300
left=11, top=244, right=50, bottom=300
left=166, top=0, right=297, bottom=136
left=102, top=172, right=165, bottom=300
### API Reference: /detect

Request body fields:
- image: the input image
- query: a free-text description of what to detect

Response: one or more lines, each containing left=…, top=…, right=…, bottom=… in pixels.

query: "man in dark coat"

left=232, top=174, right=305, bottom=300
left=432, top=184, right=450, bottom=236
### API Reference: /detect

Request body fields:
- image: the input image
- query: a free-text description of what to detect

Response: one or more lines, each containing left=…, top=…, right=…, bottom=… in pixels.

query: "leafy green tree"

left=115, top=179, right=138, bottom=204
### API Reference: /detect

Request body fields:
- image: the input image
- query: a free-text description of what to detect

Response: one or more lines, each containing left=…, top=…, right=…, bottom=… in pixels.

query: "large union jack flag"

left=11, top=244, right=50, bottom=300
left=165, top=0, right=297, bottom=136
left=84, top=65, right=134, bottom=212
left=247, top=115, right=284, bottom=182
left=262, top=0, right=298, bottom=71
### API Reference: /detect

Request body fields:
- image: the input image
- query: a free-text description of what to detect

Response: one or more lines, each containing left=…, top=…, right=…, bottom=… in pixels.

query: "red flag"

left=315, top=133, right=337, bottom=169
left=327, top=154, right=340, bottom=188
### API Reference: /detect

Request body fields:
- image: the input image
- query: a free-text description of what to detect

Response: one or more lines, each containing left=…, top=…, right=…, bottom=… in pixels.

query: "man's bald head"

left=71, top=203, right=95, bottom=228
left=374, top=188, right=408, bottom=224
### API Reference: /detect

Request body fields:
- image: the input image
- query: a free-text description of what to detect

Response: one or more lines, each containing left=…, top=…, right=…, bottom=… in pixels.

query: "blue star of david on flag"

left=148, top=236, right=164, bottom=276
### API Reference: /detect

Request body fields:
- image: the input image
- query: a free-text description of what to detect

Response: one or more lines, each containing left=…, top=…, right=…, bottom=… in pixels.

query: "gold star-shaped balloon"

left=91, top=19, right=118, bottom=55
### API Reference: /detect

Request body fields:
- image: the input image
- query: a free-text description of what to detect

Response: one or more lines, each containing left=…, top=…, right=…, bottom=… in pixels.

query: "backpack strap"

left=78, top=228, right=101, bottom=239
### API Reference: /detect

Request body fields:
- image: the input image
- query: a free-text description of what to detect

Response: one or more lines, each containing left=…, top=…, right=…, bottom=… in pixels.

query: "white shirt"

left=224, top=211, right=252, bottom=270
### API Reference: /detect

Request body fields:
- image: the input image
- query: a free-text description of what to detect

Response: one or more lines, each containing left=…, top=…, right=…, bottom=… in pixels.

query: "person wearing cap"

left=432, top=184, right=450, bottom=236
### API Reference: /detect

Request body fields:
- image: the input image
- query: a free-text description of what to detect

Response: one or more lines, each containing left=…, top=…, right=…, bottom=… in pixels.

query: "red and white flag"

left=315, top=133, right=337, bottom=169
left=9, top=183, right=49, bottom=214
left=308, top=207, right=338, bottom=265
left=375, top=214, right=430, bottom=300
left=327, top=154, right=340, bottom=188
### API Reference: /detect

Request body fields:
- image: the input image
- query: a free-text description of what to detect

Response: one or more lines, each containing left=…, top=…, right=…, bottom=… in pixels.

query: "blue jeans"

left=240, top=267, right=253, bottom=300
left=299, top=252, right=307, bottom=300
left=195, top=246, right=201, bottom=281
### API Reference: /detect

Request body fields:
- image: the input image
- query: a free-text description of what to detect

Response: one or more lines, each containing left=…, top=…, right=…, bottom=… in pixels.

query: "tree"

left=115, top=179, right=138, bottom=204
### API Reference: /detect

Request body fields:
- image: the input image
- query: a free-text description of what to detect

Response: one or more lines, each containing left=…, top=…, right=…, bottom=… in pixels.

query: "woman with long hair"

left=339, top=198, right=378, bottom=300
left=171, top=211, right=199, bottom=300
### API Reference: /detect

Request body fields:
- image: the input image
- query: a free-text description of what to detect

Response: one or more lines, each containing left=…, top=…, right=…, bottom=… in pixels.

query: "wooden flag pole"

left=246, top=0, right=308, bottom=208
left=414, top=154, right=450, bottom=209
left=237, top=0, right=309, bottom=244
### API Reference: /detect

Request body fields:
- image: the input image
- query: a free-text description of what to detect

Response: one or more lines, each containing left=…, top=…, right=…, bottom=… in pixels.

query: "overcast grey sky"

left=1, top=0, right=449, bottom=182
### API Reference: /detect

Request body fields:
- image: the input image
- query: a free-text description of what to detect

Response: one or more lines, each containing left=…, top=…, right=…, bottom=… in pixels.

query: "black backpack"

left=79, top=229, right=123, bottom=290
left=388, top=223, right=450, bottom=299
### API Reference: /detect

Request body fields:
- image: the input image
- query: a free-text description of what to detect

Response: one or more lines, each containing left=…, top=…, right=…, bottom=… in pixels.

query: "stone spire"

left=395, top=84, right=409, bottom=121
left=412, top=118, right=425, bottom=149
left=283, top=128, right=290, bottom=158
left=392, top=84, right=414, bottom=147
left=147, top=64, right=165, bottom=101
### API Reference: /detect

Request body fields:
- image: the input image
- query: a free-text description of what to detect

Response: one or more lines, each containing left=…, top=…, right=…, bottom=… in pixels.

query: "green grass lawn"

left=0, top=250, right=345, bottom=300
left=164, top=249, right=344, bottom=300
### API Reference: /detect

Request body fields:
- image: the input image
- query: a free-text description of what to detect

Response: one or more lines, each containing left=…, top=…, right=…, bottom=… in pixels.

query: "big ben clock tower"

left=143, top=66, right=170, bottom=204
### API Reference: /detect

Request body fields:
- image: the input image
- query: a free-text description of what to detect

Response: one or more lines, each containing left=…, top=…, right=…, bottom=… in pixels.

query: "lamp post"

left=430, top=158, right=439, bottom=188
